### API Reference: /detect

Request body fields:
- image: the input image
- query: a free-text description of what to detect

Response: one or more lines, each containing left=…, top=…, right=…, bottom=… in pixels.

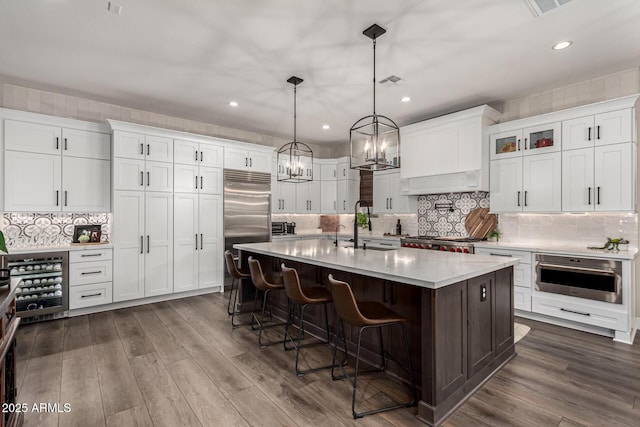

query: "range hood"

left=399, top=105, right=501, bottom=195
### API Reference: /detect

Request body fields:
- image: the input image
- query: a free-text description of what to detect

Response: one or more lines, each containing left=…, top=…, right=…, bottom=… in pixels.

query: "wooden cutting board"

left=464, top=208, right=497, bottom=239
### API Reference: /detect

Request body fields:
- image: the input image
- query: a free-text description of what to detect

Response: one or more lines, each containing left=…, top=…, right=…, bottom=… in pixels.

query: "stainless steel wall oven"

left=535, top=254, right=622, bottom=304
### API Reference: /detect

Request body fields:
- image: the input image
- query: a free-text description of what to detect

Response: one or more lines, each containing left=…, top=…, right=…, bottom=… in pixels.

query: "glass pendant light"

left=350, top=24, right=400, bottom=171
left=277, top=76, right=313, bottom=182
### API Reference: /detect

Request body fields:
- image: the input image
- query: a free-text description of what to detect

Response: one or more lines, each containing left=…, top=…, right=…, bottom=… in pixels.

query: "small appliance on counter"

left=272, top=221, right=288, bottom=235
left=286, top=222, right=296, bottom=235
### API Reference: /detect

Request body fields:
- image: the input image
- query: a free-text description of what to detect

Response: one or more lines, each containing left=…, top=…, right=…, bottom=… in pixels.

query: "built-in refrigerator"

left=223, top=169, right=271, bottom=255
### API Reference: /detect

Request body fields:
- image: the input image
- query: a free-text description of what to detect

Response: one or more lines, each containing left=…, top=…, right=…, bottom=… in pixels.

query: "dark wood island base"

left=239, top=251, right=515, bottom=427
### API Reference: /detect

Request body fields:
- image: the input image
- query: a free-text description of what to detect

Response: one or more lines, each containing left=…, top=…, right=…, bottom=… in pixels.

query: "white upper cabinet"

left=2, top=112, right=111, bottom=212
left=174, top=138, right=223, bottom=168
left=562, top=109, right=632, bottom=150
left=321, top=181, right=337, bottom=213
left=225, top=146, right=271, bottom=173
left=113, top=130, right=172, bottom=163
left=490, top=122, right=561, bottom=160
left=373, top=170, right=414, bottom=213
left=320, top=162, right=337, bottom=181
left=336, top=158, right=359, bottom=181
left=522, top=152, right=562, bottom=212
left=295, top=181, right=321, bottom=213
left=489, top=95, right=639, bottom=213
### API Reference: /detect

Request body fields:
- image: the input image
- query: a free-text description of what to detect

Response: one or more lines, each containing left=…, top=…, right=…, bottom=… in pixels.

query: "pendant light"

left=277, top=76, right=313, bottom=182
left=350, top=24, right=400, bottom=171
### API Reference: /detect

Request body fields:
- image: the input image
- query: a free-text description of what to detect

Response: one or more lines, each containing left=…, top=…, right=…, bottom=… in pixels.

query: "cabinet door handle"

left=524, top=190, right=528, bottom=207
left=81, top=293, right=103, bottom=298
left=245, top=157, right=248, bottom=167
left=195, top=176, right=198, bottom=189
left=200, top=233, right=203, bottom=250
left=588, top=187, right=591, bottom=205
left=282, top=199, right=285, bottom=210
left=517, top=191, right=521, bottom=207
left=389, top=198, right=392, bottom=210
left=250, top=158, right=252, bottom=167
left=588, top=127, right=592, bottom=141
left=64, top=138, right=68, bottom=151
left=560, top=307, right=590, bottom=316
left=80, top=271, right=102, bottom=275
left=200, top=151, right=203, bottom=162
left=517, top=139, right=520, bottom=151
left=524, top=137, right=528, bottom=150
left=195, top=234, right=198, bottom=250
left=597, top=186, right=601, bottom=205
left=147, top=171, right=150, bottom=186
left=140, top=171, right=144, bottom=186
left=195, top=150, right=198, bottom=161
left=597, top=125, right=601, bottom=140
left=200, top=176, right=203, bottom=189
left=147, top=235, right=150, bottom=253
left=386, top=198, right=389, bottom=209
left=64, top=190, right=68, bottom=207
left=334, top=201, right=336, bottom=210
left=80, top=253, right=102, bottom=257
left=55, top=190, right=59, bottom=206
left=343, top=200, right=346, bottom=210
left=140, top=143, right=144, bottom=155
left=140, top=236, right=144, bottom=254
left=56, top=137, right=59, bottom=150
left=147, top=144, right=150, bottom=156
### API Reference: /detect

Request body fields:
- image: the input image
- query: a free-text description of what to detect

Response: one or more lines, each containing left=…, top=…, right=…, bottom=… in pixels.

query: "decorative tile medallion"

left=1, top=213, right=110, bottom=248
left=417, top=192, right=490, bottom=237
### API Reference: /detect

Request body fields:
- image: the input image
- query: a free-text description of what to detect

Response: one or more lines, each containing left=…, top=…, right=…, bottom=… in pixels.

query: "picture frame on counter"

left=72, top=224, right=102, bottom=243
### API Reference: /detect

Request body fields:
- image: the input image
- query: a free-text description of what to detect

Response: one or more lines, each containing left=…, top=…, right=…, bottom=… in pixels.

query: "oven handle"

left=538, top=262, right=617, bottom=276
left=0, top=317, right=20, bottom=363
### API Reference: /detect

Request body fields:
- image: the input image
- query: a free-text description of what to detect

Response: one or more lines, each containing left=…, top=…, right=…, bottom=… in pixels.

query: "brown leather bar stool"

left=327, top=274, right=416, bottom=419
left=281, top=263, right=336, bottom=376
left=224, top=250, right=251, bottom=328
left=247, top=256, right=287, bottom=347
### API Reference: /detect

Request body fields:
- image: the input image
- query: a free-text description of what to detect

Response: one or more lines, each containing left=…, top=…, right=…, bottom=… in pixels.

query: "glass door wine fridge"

left=6, top=251, right=68, bottom=323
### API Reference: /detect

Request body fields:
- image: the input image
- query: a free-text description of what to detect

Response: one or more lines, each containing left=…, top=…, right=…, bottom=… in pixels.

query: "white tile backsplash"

left=498, top=213, right=638, bottom=248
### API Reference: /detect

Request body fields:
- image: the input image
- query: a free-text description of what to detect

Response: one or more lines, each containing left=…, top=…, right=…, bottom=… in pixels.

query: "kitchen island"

left=235, top=240, right=518, bottom=426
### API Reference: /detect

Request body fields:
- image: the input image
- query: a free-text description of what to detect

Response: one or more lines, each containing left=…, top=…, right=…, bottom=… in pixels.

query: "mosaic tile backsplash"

left=1, top=213, right=110, bottom=248
left=417, top=192, right=490, bottom=237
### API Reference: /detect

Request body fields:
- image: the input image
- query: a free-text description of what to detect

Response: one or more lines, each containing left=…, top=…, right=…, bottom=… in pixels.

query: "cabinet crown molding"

left=0, top=108, right=110, bottom=133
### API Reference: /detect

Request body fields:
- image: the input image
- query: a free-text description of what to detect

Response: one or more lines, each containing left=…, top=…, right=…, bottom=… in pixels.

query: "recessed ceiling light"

left=401, top=96, right=411, bottom=103
left=228, top=101, right=239, bottom=107
left=322, top=124, right=330, bottom=130
left=552, top=41, right=572, bottom=50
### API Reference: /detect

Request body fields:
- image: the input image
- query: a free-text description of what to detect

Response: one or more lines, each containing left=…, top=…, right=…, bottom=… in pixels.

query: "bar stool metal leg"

left=250, top=288, right=288, bottom=347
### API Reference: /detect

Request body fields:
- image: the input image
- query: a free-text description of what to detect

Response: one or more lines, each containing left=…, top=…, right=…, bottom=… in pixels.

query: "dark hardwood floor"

left=14, top=291, right=640, bottom=427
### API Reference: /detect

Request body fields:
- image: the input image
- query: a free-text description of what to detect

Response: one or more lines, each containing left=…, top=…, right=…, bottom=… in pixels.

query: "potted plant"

left=487, top=229, right=502, bottom=242
left=356, top=212, right=369, bottom=229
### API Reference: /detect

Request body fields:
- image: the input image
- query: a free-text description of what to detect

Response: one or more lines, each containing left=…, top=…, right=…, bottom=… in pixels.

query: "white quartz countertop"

left=235, top=240, right=518, bottom=289
left=474, top=241, right=638, bottom=260
left=5, top=243, right=113, bottom=255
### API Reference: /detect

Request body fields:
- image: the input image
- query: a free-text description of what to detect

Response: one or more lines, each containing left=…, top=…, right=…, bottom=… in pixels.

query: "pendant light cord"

left=293, top=83, right=297, bottom=145
left=372, top=38, right=376, bottom=116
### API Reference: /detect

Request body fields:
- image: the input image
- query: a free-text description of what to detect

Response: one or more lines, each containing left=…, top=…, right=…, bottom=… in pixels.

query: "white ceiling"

left=1, top=0, right=639, bottom=145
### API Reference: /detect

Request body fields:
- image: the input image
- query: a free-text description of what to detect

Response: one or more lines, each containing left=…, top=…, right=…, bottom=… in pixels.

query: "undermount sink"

left=339, top=244, right=397, bottom=251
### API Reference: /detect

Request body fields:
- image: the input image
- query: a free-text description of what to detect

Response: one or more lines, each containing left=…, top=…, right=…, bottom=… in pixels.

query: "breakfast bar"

left=235, top=240, right=518, bottom=426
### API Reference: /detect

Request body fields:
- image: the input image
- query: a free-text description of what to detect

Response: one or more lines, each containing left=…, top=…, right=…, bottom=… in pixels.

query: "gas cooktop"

left=403, top=236, right=484, bottom=243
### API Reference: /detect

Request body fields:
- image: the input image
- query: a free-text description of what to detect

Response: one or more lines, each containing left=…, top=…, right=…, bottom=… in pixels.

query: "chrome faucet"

left=353, top=200, right=371, bottom=249
left=334, top=224, right=345, bottom=246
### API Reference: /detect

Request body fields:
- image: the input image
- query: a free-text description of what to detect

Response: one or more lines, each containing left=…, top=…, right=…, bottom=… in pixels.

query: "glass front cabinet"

left=490, top=122, right=561, bottom=160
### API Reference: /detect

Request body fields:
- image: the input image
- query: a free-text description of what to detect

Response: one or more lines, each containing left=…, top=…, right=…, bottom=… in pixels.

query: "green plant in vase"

left=487, top=229, right=502, bottom=242
left=356, top=212, right=369, bottom=229
left=0, top=230, right=7, bottom=254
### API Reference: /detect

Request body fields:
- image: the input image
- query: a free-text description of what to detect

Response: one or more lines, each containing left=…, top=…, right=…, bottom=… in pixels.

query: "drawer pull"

left=379, top=242, right=393, bottom=246
left=490, top=253, right=512, bottom=257
left=80, top=271, right=103, bottom=275
left=560, top=308, right=590, bottom=316
left=81, top=293, right=103, bottom=298
left=80, top=253, right=102, bottom=257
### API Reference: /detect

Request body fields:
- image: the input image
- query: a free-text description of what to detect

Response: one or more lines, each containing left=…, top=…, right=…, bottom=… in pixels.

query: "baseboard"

left=68, top=286, right=222, bottom=317
left=515, top=310, right=615, bottom=338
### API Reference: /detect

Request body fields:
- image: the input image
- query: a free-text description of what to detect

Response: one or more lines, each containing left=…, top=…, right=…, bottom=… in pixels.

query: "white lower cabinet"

left=531, top=293, right=628, bottom=331
left=113, top=191, right=173, bottom=302
left=69, top=248, right=113, bottom=310
left=475, top=247, right=532, bottom=312
left=173, top=193, right=223, bottom=293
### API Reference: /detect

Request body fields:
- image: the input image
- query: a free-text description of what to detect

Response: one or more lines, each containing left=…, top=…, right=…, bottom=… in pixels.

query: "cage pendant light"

left=350, top=24, right=400, bottom=171
left=277, top=76, right=313, bottom=183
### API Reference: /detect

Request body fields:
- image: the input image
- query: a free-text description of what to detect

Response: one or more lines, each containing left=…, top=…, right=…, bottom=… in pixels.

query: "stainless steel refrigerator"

left=223, top=169, right=271, bottom=256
